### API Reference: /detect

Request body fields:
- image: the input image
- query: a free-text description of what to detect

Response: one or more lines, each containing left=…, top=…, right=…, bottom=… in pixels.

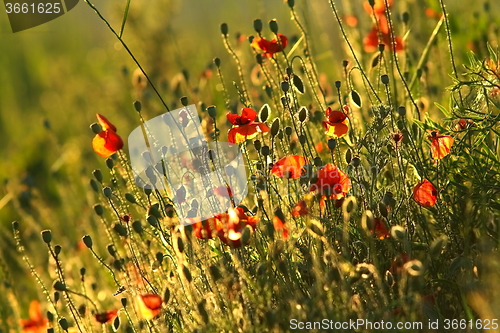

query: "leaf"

left=434, top=102, right=451, bottom=118
left=350, top=90, right=362, bottom=108
left=292, top=75, right=305, bottom=94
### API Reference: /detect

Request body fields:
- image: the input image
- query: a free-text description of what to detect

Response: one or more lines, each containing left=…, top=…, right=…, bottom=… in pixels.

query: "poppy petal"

left=413, top=179, right=437, bottom=207
left=138, top=294, right=162, bottom=320
left=228, top=124, right=260, bottom=144
left=96, top=114, right=117, bottom=132
left=325, top=122, right=349, bottom=138
left=271, top=155, right=308, bottom=179
left=292, top=200, right=309, bottom=217
left=94, top=309, right=119, bottom=324
left=430, top=135, right=454, bottom=160
left=92, top=130, right=124, bottom=157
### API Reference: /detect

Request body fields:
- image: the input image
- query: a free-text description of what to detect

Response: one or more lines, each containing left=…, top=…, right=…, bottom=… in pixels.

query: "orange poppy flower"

left=429, top=131, right=454, bottom=160
left=322, top=107, right=349, bottom=137
left=271, top=155, right=308, bottom=179
left=309, top=163, right=351, bottom=200
left=291, top=200, right=309, bottom=217
left=217, top=207, right=258, bottom=248
left=251, top=33, right=288, bottom=58
left=363, top=0, right=392, bottom=16
left=94, top=309, right=119, bottom=324
left=20, top=301, right=48, bottom=333
left=227, top=108, right=269, bottom=144
left=364, top=24, right=404, bottom=52
left=92, top=114, right=124, bottom=157
left=372, top=218, right=390, bottom=239
left=137, top=294, right=162, bottom=320
left=413, top=179, right=437, bottom=207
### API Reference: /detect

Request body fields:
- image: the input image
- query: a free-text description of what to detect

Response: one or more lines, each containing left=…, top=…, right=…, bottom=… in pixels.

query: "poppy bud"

left=241, top=225, right=253, bottom=245
left=41, top=230, right=52, bottom=244
left=82, top=235, right=93, bottom=248
left=125, top=193, right=136, bottom=204
left=12, top=221, right=19, bottom=231
left=78, top=304, right=86, bottom=316
left=147, top=215, right=159, bottom=228
left=90, top=122, right=102, bottom=134
left=286, top=67, right=293, bottom=76
left=213, top=57, right=221, bottom=68
left=261, top=145, right=270, bottom=156
left=54, top=291, right=60, bottom=303
left=93, top=169, right=103, bottom=183
left=253, top=19, right=263, bottom=33
left=103, top=186, right=113, bottom=199
left=47, top=329, right=54, bottom=333
left=183, top=265, right=192, bottom=283
left=287, top=0, right=295, bottom=8
left=80, top=267, right=86, bottom=277
left=285, top=126, right=292, bottom=136
left=314, top=157, right=323, bottom=167
left=327, top=139, right=337, bottom=150
left=271, top=118, right=280, bottom=136
left=402, top=12, right=410, bottom=25
left=220, top=23, right=228, bottom=36
left=345, top=149, right=352, bottom=164
left=180, top=96, right=188, bottom=106
left=259, top=104, right=269, bottom=122
left=254, top=140, right=262, bottom=151
left=121, top=297, right=128, bottom=307
left=207, top=105, right=217, bottom=119
left=378, top=44, right=385, bottom=53
left=176, top=237, right=184, bottom=253
left=132, top=221, right=143, bottom=234
left=379, top=201, right=388, bottom=217
left=298, top=134, right=306, bottom=145
left=90, top=179, right=99, bottom=193
left=59, top=318, right=69, bottom=331
left=269, top=19, right=279, bottom=33
left=368, top=0, right=375, bottom=6
left=54, top=245, right=61, bottom=256
left=335, top=81, right=341, bottom=89
left=361, top=209, right=375, bottom=235
left=47, top=311, right=54, bottom=322
left=93, top=204, right=104, bottom=216
left=106, top=158, right=114, bottom=169
left=342, top=60, right=349, bottom=68
left=390, top=225, right=406, bottom=241
left=351, top=156, right=361, bottom=167
left=53, top=280, right=67, bottom=292
left=113, top=223, right=128, bottom=237
left=381, top=74, right=389, bottom=85
left=299, top=107, right=308, bottom=122
left=256, top=53, right=263, bottom=65
left=133, top=100, right=142, bottom=112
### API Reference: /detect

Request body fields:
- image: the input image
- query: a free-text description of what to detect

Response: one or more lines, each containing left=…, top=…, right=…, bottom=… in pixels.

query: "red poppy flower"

left=137, top=294, right=162, bottom=320
left=217, top=207, right=258, bottom=248
left=292, top=200, right=309, bottom=217
left=322, top=107, right=349, bottom=137
left=227, top=108, right=270, bottom=144
left=94, top=309, right=119, bottom=324
left=429, top=131, right=454, bottom=160
left=273, top=207, right=288, bottom=239
left=364, top=24, right=404, bottom=52
left=227, top=108, right=257, bottom=126
left=413, top=179, right=437, bottom=207
left=389, top=253, right=410, bottom=275
left=191, top=217, right=223, bottom=239
left=251, top=33, right=288, bottom=58
left=92, top=114, right=124, bottom=157
left=271, top=155, right=308, bottom=179
left=310, top=163, right=351, bottom=200
left=391, top=131, right=404, bottom=146
left=20, top=301, right=48, bottom=333
left=372, top=218, right=390, bottom=239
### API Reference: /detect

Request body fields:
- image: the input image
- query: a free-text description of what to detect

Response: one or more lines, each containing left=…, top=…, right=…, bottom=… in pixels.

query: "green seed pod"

left=90, top=122, right=102, bottom=134
left=41, top=230, right=52, bottom=244
left=125, top=193, right=136, bottom=204
left=402, top=12, right=410, bottom=24
left=106, top=158, right=114, bottom=169
left=241, top=225, right=253, bottom=245
left=121, top=297, right=128, bottom=308
left=80, top=267, right=86, bottom=277
left=82, top=235, right=93, bottom=248
left=47, top=311, right=54, bottom=322
left=213, top=57, right=221, bottom=68
left=93, top=169, right=103, bottom=183
left=54, top=291, right=60, bottom=303
left=381, top=74, right=389, bottom=85
left=271, top=118, right=280, bottom=136
left=207, top=105, right=217, bottom=119
left=90, top=179, right=99, bottom=193
left=281, top=81, right=290, bottom=92
left=285, top=126, right=292, bottom=136
left=261, top=145, right=270, bottom=156
left=78, top=304, right=86, bottom=316
left=93, top=204, right=104, bottom=216
left=351, top=156, right=361, bottom=168
left=287, top=0, right=295, bottom=8
left=113, top=223, right=128, bottom=237
left=379, top=201, right=388, bottom=218
left=103, top=186, right=112, bottom=199
left=327, top=139, right=337, bottom=150
left=163, top=287, right=171, bottom=304
left=59, top=317, right=69, bottom=330
left=253, top=19, right=263, bottom=33
left=53, top=281, right=67, bottom=292
left=12, top=221, right=19, bottom=231
left=345, top=149, right=352, bottom=164
left=314, top=157, right=323, bottom=167
left=133, top=100, right=142, bottom=112
left=398, top=106, right=406, bottom=117
left=132, top=221, right=143, bottom=234
left=180, top=96, right=188, bottom=106
left=176, top=237, right=184, bottom=253
left=54, top=245, right=61, bottom=256
left=269, top=19, right=279, bottom=33
left=220, top=23, right=228, bottom=36
left=254, top=140, right=262, bottom=151
left=335, top=81, right=341, bottom=89
left=259, top=104, right=269, bottom=122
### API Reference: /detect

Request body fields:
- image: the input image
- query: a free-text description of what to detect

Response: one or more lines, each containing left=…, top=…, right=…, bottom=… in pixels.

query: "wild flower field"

left=1, top=0, right=500, bottom=332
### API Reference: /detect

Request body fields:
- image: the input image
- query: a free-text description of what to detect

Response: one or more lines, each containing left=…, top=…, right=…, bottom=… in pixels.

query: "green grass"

left=1, top=0, right=500, bottom=332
